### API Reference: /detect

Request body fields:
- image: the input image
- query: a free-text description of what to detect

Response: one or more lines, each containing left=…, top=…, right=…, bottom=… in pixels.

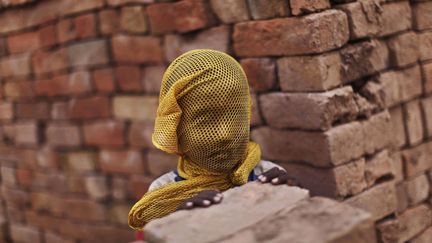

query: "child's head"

left=152, top=49, right=252, bottom=173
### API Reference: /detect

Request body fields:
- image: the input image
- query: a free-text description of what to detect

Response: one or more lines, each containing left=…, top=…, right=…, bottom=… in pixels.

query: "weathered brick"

left=115, top=66, right=144, bottom=91
left=65, top=198, right=107, bottom=222
left=346, top=181, right=397, bottom=221
left=45, top=231, right=75, bottom=243
left=16, top=168, right=32, bottom=188
left=120, top=6, right=147, bottom=33
left=2, top=187, right=29, bottom=208
left=57, top=18, right=76, bottom=43
left=16, top=102, right=49, bottom=120
left=67, top=40, right=109, bottom=67
left=65, top=151, right=97, bottom=172
left=164, top=26, right=230, bottom=62
left=240, top=58, right=276, bottom=92
left=93, top=68, right=116, bottom=93
left=260, top=87, right=357, bottom=130
left=413, top=2, right=432, bottom=31
left=83, top=120, right=125, bottom=147
left=32, top=49, right=68, bottom=75
left=109, top=204, right=130, bottom=225
left=379, top=1, right=412, bottom=37
left=421, top=97, right=432, bottom=138
left=67, top=175, right=86, bottom=194
left=387, top=32, right=420, bottom=68
left=364, top=150, right=393, bottom=187
left=112, top=177, right=127, bottom=201
left=69, top=96, right=110, bottom=119
left=410, top=227, right=432, bottom=243
left=10, top=224, right=42, bottom=243
left=0, top=102, right=13, bottom=120
left=424, top=63, right=432, bottom=94
left=247, top=0, right=288, bottom=20
left=379, top=65, right=422, bottom=108
left=362, top=111, right=391, bottom=155
left=337, top=0, right=382, bottom=40
left=107, top=0, right=154, bottom=5
left=99, top=9, right=120, bottom=35
left=277, top=51, right=342, bottom=91
left=251, top=93, right=262, bottom=127
left=390, top=152, right=404, bottom=183
left=128, top=122, right=153, bottom=148
left=128, top=175, right=152, bottom=200
left=31, top=192, right=65, bottom=216
left=112, top=35, right=163, bottom=64
left=396, top=182, right=409, bottom=213
left=403, top=99, right=424, bottom=146
left=404, top=174, right=430, bottom=206
left=402, top=141, right=432, bottom=178
left=51, top=101, right=69, bottom=120
left=7, top=31, right=40, bottom=54
left=0, top=53, right=31, bottom=77
left=36, top=146, right=60, bottom=169
left=210, top=0, right=249, bottom=23
left=100, top=150, right=145, bottom=174
left=147, top=0, right=213, bottom=34
left=147, top=150, right=177, bottom=176
left=38, top=24, right=57, bottom=48
left=113, top=96, right=158, bottom=121
left=142, top=65, right=165, bottom=94
left=340, top=40, right=388, bottom=83
left=233, top=10, right=349, bottom=57
left=0, top=37, right=6, bottom=56
left=1, top=166, right=17, bottom=187
left=282, top=158, right=366, bottom=198
left=14, top=122, right=39, bottom=145
left=377, top=204, right=432, bottom=243
left=419, top=32, right=432, bottom=62
left=33, top=173, right=67, bottom=194
left=85, top=175, right=110, bottom=201
left=389, top=107, right=406, bottom=148
left=74, top=13, right=97, bottom=39
left=36, top=71, right=92, bottom=97
left=46, top=124, right=81, bottom=147
left=290, top=0, right=330, bottom=16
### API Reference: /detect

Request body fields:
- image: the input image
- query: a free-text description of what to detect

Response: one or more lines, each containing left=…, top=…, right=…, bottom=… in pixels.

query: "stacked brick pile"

left=0, top=0, right=430, bottom=242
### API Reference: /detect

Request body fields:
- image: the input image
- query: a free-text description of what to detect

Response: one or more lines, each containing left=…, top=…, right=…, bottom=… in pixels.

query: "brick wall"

left=0, top=0, right=431, bottom=242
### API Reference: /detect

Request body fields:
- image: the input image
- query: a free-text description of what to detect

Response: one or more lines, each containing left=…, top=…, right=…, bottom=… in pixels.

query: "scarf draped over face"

left=128, top=49, right=261, bottom=230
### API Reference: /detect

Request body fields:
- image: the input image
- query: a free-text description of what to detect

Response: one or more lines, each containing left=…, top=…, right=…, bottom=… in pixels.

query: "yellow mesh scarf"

left=128, top=49, right=261, bottom=230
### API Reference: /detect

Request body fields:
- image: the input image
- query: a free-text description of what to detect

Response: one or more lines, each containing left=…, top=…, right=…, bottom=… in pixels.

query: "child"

left=128, top=49, right=296, bottom=230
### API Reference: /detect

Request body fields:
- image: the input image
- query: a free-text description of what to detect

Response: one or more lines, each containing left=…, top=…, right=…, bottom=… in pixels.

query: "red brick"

left=36, top=71, right=92, bottom=97
left=51, top=101, right=69, bottom=120
left=128, top=121, right=153, bottom=148
left=346, top=181, right=397, bottom=221
left=112, top=177, right=127, bottom=201
left=57, top=18, right=76, bottom=43
left=115, top=66, right=143, bottom=91
left=1, top=187, right=29, bottom=208
left=10, top=224, right=42, bottom=243
left=100, top=150, right=145, bottom=174
left=38, top=24, right=57, bottom=48
left=233, top=10, right=348, bottom=57
left=364, top=150, right=393, bottom=187
left=419, top=32, right=432, bottom=62
left=379, top=1, right=412, bottom=37
left=413, top=2, right=432, bottom=31
left=251, top=92, right=262, bottom=127
left=33, top=172, right=67, bottom=194
left=282, top=158, right=366, bottom=198
left=16, top=169, right=33, bottom=188
left=128, top=175, right=152, bottom=200
left=4, top=81, right=35, bottom=100
left=277, top=51, right=341, bottom=91
left=74, top=13, right=96, bottom=39
left=83, top=120, right=125, bottom=147
left=68, top=96, right=110, bottom=119
left=31, top=192, right=65, bottom=216
left=46, top=123, right=81, bottom=147
left=14, top=122, right=39, bottom=145
left=0, top=53, right=31, bottom=77
left=7, top=31, right=40, bottom=54
left=421, top=97, right=432, bottom=138
left=404, top=174, right=430, bottom=206
left=67, top=175, right=86, bottom=194
left=65, top=151, right=98, bottom=172
left=210, top=0, right=249, bottom=24
left=240, top=58, right=276, bottom=92
left=247, top=0, right=289, bottom=20
left=45, top=231, right=75, bottom=243
left=337, top=0, right=382, bottom=40
left=377, top=204, right=432, bottom=243
left=423, top=63, right=432, bottom=94
left=109, top=204, right=129, bottom=225
left=164, top=25, right=230, bottom=62
left=99, top=9, right=120, bottom=35
left=147, top=150, right=177, bottom=176
left=259, top=87, right=357, bottom=130
left=67, top=40, right=109, bottom=67
left=93, top=68, right=116, bottom=93
left=36, top=146, right=60, bottom=169
left=389, top=107, right=406, bottom=148
left=142, top=65, right=165, bottom=94
left=120, top=6, right=148, bottom=33
left=16, top=102, right=49, bottom=120
left=0, top=102, right=13, bottom=120
left=112, top=35, right=163, bottom=64
left=388, top=32, right=420, bottom=68
left=290, top=0, right=330, bottom=16
left=107, top=0, right=154, bottom=6
left=1, top=166, right=17, bottom=187
left=65, top=198, right=107, bottom=222
left=85, top=175, right=109, bottom=201
left=147, top=0, right=213, bottom=34
left=32, top=49, right=68, bottom=75
left=113, top=96, right=158, bottom=121
left=404, top=99, right=424, bottom=146
left=0, top=37, right=7, bottom=56
left=402, top=141, right=432, bottom=178
left=340, top=40, right=388, bottom=83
